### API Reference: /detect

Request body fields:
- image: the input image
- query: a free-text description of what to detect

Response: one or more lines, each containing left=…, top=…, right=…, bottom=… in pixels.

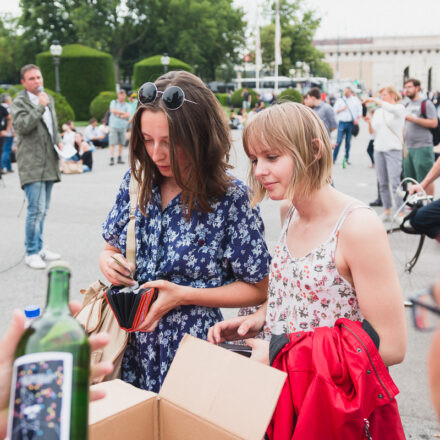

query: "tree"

left=259, top=0, right=333, bottom=79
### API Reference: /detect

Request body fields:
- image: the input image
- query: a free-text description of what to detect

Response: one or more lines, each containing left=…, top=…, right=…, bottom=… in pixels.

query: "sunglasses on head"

left=138, top=82, right=197, bottom=110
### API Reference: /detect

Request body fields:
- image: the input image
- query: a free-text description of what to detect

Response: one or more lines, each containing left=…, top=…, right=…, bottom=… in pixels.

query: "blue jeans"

left=23, top=181, right=54, bottom=255
left=1, top=137, right=13, bottom=171
left=333, top=121, right=353, bottom=162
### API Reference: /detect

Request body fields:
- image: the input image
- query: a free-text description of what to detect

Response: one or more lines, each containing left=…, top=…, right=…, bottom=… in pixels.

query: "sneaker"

left=25, top=254, right=47, bottom=269
left=342, top=157, right=347, bottom=169
left=379, top=212, right=392, bottom=223
left=117, top=156, right=125, bottom=164
left=369, top=198, right=383, bottom=207
left=109, top=157, right=115, bottom=166
left=39, top=248, right=61, bottom=261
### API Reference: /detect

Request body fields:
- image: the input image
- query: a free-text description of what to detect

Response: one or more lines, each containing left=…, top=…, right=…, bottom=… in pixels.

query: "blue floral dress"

left=102, top=171, right=271, bottom=392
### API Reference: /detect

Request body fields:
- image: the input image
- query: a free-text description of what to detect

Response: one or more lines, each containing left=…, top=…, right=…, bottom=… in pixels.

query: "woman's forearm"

left=181, top=277, right=269, bottom=308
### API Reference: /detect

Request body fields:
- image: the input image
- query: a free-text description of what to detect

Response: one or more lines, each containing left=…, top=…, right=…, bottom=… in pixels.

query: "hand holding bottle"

left=0, top=302, right=113, bottom=439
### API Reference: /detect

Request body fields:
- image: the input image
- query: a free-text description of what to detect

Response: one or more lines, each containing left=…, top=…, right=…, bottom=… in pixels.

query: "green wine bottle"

left=8, top=262, right=90, bottom=440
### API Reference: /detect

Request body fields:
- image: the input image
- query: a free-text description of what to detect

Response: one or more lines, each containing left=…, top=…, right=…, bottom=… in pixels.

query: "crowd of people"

left=1, top=63, right=440, bottom=438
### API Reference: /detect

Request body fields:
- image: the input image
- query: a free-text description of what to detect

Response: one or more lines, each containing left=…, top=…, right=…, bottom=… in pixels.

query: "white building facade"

left=314, top=35, right=440, bottom=92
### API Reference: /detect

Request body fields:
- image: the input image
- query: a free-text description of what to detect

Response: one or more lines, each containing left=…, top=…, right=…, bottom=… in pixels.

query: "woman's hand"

left=134, top=280, right=186, bottom=332
left=99, top=248, right=136, bottom=287
left=246, top=338, right=270, bottom=365
left=207, top=311, right=266, bottom=344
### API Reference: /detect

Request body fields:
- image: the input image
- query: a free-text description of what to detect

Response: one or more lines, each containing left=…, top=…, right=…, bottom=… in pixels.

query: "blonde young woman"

left=363, top=86, right=406, bottom=222
left=208, top=102, right=406, bottom=368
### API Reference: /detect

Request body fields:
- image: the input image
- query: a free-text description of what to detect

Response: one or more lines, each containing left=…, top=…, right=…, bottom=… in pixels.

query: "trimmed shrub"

left=215, top=93, right=229, bottom=106
left=89, top=91, right=117, bottom=122
left=231, top=88, right=258, bottom=108
left=37, top=44, right=115, bottom=120
left=277, top=88, right=303, bottom=103
left=8, top=84, right=74, bottom=128
left=132, top=55, right=192, bottom=89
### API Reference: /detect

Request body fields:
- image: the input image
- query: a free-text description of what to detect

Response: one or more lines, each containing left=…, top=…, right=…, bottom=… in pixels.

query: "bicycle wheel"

left=387, top=191, right=434, bottom=298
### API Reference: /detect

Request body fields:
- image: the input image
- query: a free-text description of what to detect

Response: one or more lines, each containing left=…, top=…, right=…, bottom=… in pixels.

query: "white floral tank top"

left=264, top=202, right=368, bottom=337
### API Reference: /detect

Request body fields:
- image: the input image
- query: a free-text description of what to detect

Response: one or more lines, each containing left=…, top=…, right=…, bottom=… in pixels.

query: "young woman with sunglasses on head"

left=99, top=71, right=271, bottom=392
left=208, top=102, right=407, bottom=368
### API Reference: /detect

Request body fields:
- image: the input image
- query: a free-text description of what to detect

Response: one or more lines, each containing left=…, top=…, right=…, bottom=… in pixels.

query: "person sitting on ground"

left=60, top=132, right=94, bottom=173
left=255, top=94, right=265, bottom=113
left=84, top=117, right=108, bottom=149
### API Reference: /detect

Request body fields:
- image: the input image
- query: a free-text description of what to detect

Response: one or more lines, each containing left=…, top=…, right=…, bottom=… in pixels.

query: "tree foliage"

left=16, top=0, right=246, bottom=82
left=260, top=0, right=332, bottom=79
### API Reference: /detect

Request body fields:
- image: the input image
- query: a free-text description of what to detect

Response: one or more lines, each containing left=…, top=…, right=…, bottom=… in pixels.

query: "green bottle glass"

left=8, top=262, right=90, bottom=440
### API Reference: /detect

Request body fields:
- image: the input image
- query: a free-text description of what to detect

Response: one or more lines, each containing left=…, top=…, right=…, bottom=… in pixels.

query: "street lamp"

left=50, top=40, right=62, bottom=93
left=161, top=53, right=170, bottom=73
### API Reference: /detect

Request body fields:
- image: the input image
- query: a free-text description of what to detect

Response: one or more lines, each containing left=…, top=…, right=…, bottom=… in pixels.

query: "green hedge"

left=215, top=93, right=229, bottom=106
left=231, top=88, right=258, bottom=109
left=277, top=88, right=303, bottom=103
left=89, top=91, right=117, bottom=121
left=36, top=44, right=115, bottom=120
left=8, top=84, right=74, bottom=128
left=132, top=55, right=192, bottom=89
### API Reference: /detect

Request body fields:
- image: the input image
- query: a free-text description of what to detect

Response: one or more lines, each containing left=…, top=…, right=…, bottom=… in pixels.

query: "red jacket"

left=266, top=318, right=405, bottom=440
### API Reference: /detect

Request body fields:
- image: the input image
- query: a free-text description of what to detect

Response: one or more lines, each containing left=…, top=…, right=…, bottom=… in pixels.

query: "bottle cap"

left=24, top=305, right=41, bottom=318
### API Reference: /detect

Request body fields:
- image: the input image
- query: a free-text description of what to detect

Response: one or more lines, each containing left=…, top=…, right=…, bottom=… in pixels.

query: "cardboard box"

left=89, top=334, right=287, bottom=440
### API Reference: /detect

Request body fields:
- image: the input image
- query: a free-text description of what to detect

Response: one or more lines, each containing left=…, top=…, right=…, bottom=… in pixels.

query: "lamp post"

left=161, top=53, right=170, bottom=73
left=50, top=40, right=62, bottom=93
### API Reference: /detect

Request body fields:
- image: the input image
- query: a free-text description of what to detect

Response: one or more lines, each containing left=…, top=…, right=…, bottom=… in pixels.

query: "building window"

left=394, top=50, right=398, bottom=54
left=385, top=51, right=389, bottom=54
left=361, top=51, right=365, bottom=56
left=402, top=50, right=406, bottom=54
left=345, top=52, right=349, bottom=56
left=377, top=51, right=381, bottom=55
left=427, top=49, right=431, bottom=53
left=353, top=52, right=357, bottom=56
left=410, top=50, right=414, bottom=54
left=419, top=50, right=423, bottom=54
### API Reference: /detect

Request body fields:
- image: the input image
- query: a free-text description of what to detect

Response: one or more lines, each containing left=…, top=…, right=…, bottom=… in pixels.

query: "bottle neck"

left=46, top=269, right=71, bottom=314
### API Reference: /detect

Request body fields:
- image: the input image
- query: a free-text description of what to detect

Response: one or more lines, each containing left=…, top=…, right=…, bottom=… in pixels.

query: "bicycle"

left=386, top=178, right=434, bottom=296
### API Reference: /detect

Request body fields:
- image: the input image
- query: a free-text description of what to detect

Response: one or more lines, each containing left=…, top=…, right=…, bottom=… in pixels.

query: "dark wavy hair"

left=130, top=71, right=232, bottom=218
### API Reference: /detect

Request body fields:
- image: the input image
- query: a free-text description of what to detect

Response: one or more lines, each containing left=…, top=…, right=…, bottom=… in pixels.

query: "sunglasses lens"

left=138, top=83, right=157, bottom=104
left=162, top=86, right=185, bottom=110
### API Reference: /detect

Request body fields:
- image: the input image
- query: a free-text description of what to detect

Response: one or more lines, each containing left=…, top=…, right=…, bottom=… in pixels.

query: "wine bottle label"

left=7, top=352, right=73, bottom=440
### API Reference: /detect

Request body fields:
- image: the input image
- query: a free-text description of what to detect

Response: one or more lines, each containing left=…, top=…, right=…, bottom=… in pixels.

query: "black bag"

left=0, top=106, right=8, bottom=131
left=421, top=99, right=440, bottom=146
left=351, top=123, right=360, bottom=137
left=10, top=150, right=16, bottom=163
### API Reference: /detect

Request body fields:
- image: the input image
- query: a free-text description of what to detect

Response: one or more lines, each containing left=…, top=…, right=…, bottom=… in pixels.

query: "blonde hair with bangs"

left=243, top=102, right=333, bottom=206
left=378, top=86, right=402, bottom=102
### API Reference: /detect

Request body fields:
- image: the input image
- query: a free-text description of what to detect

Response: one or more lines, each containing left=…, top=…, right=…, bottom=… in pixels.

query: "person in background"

left=333, top=87, right=362, bottom=165
left=303, top=87, right=337, bottom=136
left=403, top=78, right=438, bottom=196
left=11, top=64, right=62, bottom=270
left=241, top=88, right=251, bottom=110
left=98, top=117, right=110, bottom=147
left=255, top=94, right=265, bottom=113
left=1, top=94, right=14, bottom=174
left=363, top=86, right=406, bottom=223
left=84, top=117, right=108, bottom=149
left=108, top=89, right=130, bottom=166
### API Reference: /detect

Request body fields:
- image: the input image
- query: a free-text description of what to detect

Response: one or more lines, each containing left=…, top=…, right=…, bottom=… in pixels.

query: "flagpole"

left=255, top=4, right=261, bottom=91
left=274, top=0, right=281, bottom=92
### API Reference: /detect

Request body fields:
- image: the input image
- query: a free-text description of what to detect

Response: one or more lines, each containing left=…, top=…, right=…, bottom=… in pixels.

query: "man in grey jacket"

left=11, top=64, right=62, bottom=269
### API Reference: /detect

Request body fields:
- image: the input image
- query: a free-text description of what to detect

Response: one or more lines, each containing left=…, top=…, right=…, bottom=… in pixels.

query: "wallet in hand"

left=105, top=285, right=158, bottom=331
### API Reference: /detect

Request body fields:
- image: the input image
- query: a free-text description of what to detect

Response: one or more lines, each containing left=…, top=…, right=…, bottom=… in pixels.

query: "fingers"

left=237, top=321, right=251, bottom=337
left=69, top=301, right=82, bottom=316
left=90, top=388, right=107, bottom=402
left=90, top=361, right=113, bottom=385
left=89, top=332, right=110, bottom=352
left=0, top=310, right=25, bottom=363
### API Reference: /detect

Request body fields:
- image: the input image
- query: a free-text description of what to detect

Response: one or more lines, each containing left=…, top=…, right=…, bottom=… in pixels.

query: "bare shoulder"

left=280, top=200, right=292, bottom=226
left=340, top=205, right=387, bottom=244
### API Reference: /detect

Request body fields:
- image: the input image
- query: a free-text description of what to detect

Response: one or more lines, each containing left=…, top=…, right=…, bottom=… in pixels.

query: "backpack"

left=421, top=99, right=440, bottom=146
left=0, top=105, right=8, bottom=131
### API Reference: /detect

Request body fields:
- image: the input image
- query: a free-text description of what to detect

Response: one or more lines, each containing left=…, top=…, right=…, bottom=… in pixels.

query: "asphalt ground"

left=0, top=121, right=439, bottom=437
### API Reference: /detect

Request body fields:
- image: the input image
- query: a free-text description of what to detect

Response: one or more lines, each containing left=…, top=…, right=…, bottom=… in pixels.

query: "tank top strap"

left=332, top=202, right=372, bottom=235
left=281, top=203, right=296, bottom=236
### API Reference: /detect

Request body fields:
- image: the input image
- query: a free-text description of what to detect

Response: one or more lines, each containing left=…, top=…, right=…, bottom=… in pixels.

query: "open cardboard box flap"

left=160, top=335, right=286, bottom=439
left=90, top=335, right=287, bottom=440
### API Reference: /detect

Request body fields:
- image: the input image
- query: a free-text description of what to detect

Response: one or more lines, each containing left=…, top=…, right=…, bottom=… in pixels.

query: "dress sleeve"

left=223, top=180, right=271, bottom=284
left=102, top=170, right=131, bottom=251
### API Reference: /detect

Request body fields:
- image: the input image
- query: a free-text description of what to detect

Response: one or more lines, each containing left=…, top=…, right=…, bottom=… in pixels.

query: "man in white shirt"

left=84, top=117, right=108, bottom=148
left=333, top=87, right=362, bottom=165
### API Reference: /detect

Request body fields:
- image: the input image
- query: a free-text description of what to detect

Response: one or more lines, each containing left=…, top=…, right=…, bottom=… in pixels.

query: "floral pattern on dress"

left=102, top=170, right=271, bottom=392
left=264, top=204, right=366, bottom=339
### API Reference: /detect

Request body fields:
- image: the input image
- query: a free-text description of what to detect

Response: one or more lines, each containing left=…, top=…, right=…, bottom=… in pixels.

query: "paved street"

left=0, top=121, right=439, bottom=437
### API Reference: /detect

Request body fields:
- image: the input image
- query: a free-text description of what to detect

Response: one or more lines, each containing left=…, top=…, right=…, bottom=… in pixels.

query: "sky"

left=2, top=0, right=440, bottom=39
